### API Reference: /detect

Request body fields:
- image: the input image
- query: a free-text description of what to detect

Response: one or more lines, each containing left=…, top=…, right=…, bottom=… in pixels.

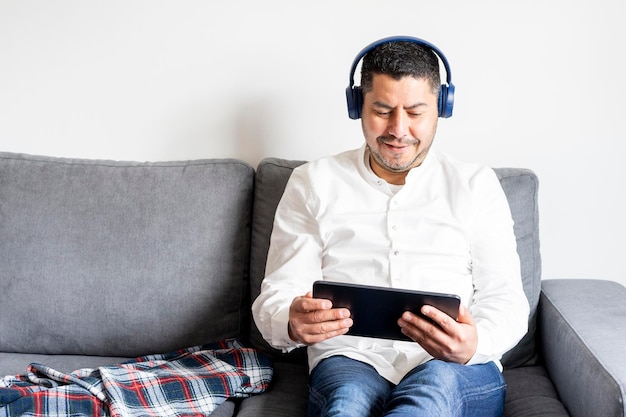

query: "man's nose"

left=387, top=111, right=408, bottom=139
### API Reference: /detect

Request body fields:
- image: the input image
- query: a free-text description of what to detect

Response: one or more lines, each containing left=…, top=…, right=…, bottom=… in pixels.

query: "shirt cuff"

left=465, top=326, right=500, bottom=369
left=271, top=304, right=306, bottom=352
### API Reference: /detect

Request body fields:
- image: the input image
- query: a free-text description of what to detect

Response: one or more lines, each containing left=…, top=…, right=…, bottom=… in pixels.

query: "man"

left=252, top=36, right=529, bottom=417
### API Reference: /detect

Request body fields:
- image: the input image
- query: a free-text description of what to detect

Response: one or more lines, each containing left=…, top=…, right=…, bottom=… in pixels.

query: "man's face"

left=361, top=73, right=439, bottom=184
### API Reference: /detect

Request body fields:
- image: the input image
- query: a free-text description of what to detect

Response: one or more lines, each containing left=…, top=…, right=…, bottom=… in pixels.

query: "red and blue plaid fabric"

left=0, top=339, right=272, bottom=417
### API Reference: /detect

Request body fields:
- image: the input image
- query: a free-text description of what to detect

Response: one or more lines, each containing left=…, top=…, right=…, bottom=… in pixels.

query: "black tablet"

left=312, top=281, right=461, bottom=341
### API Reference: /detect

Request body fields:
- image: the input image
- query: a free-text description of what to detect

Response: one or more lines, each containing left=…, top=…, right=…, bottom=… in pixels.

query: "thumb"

left=457, top=304, right=475, bottom=325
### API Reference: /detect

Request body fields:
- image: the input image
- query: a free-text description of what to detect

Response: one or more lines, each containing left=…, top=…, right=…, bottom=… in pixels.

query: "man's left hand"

left=397, top=304, right=478, bottom=364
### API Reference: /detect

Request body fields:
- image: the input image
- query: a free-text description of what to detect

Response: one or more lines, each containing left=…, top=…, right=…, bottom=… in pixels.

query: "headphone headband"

left=345, top=35, right=455, bottom=119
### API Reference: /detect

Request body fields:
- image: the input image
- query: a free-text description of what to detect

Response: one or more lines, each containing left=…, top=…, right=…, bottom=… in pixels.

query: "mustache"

left=376, top=136, right=420, bottom=146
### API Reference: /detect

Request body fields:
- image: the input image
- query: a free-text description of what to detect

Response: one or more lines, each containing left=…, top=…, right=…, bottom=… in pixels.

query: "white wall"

left=1, top=0, right=624, bottom=286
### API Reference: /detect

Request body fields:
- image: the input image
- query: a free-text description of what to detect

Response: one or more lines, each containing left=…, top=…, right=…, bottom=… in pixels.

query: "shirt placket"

left=387, top=195, right=407, bottom=287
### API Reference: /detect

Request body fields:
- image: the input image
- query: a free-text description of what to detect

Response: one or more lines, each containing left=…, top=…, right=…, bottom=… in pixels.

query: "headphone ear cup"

left=438, top=83, right=454, bottom=118
left=346, top=86, right=363, bottom=119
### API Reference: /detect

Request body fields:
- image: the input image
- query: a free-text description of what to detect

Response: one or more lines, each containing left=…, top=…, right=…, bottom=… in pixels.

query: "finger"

left=420, top=305, right=455, bottom=332
left=293, top=294, right=332, bottom=313
left=293, top=315, right=353, bottom=344
left=398, top=312, right=429, bottom=342
left=399, top=310, right=453, bottom=348
left=398, top=313, right=450, bottom=358
left=318, top=325, right=352, bottom=339
left=316, top=316, right=353, bottom=334
left=456, top=304, right=475, bottom=325
left=314, top=306, right=351, bottom=321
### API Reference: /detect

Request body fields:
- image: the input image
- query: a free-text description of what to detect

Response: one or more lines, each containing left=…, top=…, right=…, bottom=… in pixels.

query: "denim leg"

left=384, top=360, right=506, bottom=417
left=308, top=356, right=392, bottom=417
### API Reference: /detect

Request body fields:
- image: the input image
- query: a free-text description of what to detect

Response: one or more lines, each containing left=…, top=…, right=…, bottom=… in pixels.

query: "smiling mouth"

left=385, top=143, right=407, bottom=150
left=378, top=137, right=420, bottom=152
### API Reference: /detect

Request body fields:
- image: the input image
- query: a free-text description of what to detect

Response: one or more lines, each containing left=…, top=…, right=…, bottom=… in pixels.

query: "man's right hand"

left=288, top=291, right=353, bottom=345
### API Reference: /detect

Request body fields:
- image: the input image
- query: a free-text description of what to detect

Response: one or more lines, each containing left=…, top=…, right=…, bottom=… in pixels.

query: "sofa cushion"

left=503, top=366, right=570, bottom=417
left=236, top=363, right=569, bottom=417
left=0, top=152, right=254, bottom=359
left=248, top=158, right=307, bottom=359
left=248, top=159, right=542, bottom=369
left=237, top=361, right=309, bottom=417
left=496, top=168, right=542, bottom=368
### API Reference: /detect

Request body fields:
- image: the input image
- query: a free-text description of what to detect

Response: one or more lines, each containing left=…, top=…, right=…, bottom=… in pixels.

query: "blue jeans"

left=308, top=355, right=506, bottom=417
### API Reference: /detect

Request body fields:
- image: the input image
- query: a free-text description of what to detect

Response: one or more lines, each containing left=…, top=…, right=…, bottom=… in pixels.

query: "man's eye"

left=375, top=110, right=391, bottom=117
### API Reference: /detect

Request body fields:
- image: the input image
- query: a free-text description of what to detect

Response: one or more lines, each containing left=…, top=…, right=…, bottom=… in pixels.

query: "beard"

left=367, top=136, right=425, bottom=173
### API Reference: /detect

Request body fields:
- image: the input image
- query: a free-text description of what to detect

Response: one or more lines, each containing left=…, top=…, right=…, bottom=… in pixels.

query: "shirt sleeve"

left=251, top=166, right=323, bottom=351
left=465, top=168, right=530, bottom=365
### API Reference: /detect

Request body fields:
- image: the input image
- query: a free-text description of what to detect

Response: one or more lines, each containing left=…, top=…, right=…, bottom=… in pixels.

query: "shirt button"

left=391, top=225, right=397, bottom=231
left=393, top=250, right=400, bottom=256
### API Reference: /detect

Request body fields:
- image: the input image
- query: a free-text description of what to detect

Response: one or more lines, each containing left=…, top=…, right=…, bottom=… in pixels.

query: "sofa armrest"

left=539, top=279, right=626, bottom=417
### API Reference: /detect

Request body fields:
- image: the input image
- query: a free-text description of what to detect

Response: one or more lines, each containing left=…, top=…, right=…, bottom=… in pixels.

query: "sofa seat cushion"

left=237, top=361, right=309, bottom=417
left=234, top=362, right=570, bottom=417
left=211, top=401, right=237, bottom=417
left=503, top=366, right=570, bottom=417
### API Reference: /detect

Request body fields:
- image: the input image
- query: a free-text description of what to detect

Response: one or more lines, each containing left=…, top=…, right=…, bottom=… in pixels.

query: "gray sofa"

left=0, top=151, right=624, bottom=417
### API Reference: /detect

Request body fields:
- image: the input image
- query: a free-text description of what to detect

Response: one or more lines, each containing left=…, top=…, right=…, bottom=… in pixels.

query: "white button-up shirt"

left=252, top=145, right=529, bottom=384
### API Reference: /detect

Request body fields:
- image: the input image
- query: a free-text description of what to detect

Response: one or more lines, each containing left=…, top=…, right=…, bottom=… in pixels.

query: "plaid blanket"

left=0, top=339, right=272, bottom=417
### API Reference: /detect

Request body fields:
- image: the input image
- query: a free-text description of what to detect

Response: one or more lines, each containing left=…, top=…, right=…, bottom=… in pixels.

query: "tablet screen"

left=312, top=281, right=461, bottom=341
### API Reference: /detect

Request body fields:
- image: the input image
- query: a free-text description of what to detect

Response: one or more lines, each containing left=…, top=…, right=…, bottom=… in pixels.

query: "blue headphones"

left=345, top=36, right=455, bottom=120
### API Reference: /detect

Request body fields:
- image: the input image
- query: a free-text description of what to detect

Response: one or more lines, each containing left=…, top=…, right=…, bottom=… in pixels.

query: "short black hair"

left=360, top=41, right=441, bottom=96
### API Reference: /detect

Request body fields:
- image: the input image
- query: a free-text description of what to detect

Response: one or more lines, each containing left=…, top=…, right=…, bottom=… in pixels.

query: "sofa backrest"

left=0, top=152, right=254, bottom=358
left=248, top=158, right=541, bottom=369
left=497, top=168, right=542, bottom=368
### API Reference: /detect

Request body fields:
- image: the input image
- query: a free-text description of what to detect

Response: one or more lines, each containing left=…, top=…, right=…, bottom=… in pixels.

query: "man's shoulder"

left=294, top=148, right=362, bottom=176
left=423, top=152, right=500, bottom=195
left=434, top=152, right=495, bottom=182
